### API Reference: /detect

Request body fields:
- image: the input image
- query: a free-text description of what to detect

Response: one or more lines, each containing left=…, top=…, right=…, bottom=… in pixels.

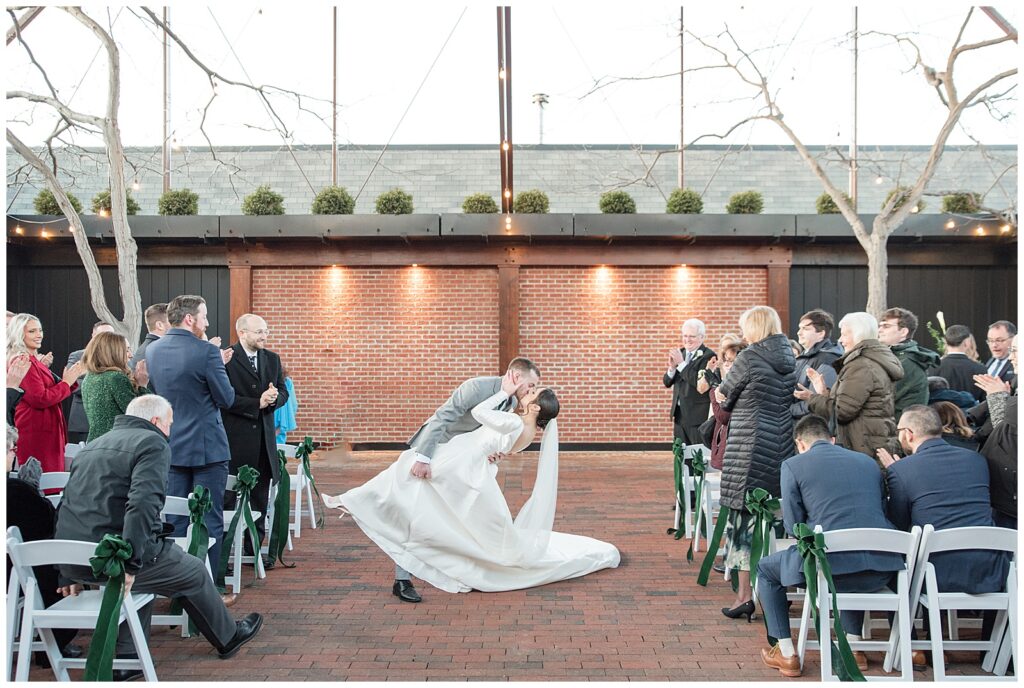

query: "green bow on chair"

left=85, top=534, right=133, bottom=681
left=169, top=485, right=212, bottom=634
left=295, top=436, right=325, bottom=528
left=667, top=439, right=685, bottom=537
left=793, top=523, right=866, bottom=682
left=745, top=487, right=781, bottom=589
left=266, top=450, right=296, bottom=568
left=218, top=465, right=262, bottom=586
left=685, top=448, right=708, bottom=559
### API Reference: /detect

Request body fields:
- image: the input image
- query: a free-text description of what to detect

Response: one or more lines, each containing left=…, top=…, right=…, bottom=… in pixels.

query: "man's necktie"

left=249, top=354, right=258, bottom=373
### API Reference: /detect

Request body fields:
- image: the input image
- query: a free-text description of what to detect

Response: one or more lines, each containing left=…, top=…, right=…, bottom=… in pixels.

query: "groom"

left=394, top=356, right=542, bottom=602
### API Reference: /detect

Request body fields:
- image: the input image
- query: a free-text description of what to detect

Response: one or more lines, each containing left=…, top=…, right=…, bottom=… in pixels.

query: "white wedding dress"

left=333, top=390, right=620, bottom=593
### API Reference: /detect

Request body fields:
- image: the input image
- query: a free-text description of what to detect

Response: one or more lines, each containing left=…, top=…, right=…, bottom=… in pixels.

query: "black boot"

left=392, top=579, right=422, bottom=603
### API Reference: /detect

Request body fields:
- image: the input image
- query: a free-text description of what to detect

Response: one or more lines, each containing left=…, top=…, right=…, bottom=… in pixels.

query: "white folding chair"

left=6, top=527, right=46, bottom=681
left=906, top=525, right=1017, bottom=681
left=63, top=442, right=85, bottom=466
left=279, top=443, right=317, bottom=537
left=223, top=475, right=265, bottom=595
left=153, top=496, right=215, bottom=637
left=7, top=534, right=157, bottom=681
left=37, top=472, right=70, bottom=494
left=796, top=526, right=921, bottom=681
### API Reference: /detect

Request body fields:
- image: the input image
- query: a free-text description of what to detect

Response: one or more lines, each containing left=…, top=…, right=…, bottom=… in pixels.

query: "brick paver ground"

left=26, top=450, right=996, bottom=681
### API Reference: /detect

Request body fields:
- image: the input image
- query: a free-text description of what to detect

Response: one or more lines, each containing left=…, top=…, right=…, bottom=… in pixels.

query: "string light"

left=975, top=226, right=985, bottom=236
left=98, top=208, right=108, bottom=218
left=132, top=179, right=140, bottom=191
left=1000, top=224, right=1011, bottom=233
left=910, top=205, right=920, bottom=214
left=874, top=176, right=884, bottom=185
left=501, top=141, right=509, bottom=151
left=15, top=226, right=24, bottom=235
left=498, top=67, right=506, bottom=79
left=945, top=219, right=955, bottom=229
left=503, top=189, right=511, bottom=199
left=40, top=229, right=49, bottom=239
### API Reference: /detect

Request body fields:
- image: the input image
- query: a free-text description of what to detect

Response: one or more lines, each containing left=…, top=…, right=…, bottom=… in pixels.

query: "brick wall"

left=251, top=265, right=767, bottom=447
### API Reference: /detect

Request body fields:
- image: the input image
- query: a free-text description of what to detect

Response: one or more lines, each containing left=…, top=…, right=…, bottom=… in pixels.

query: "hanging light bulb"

left=98, top=208, right=108, bottom=218
left=503, top=189, right=511, bottom=199
left=1000, top=224, right=1011, bottom=233
left=945, top=219, right=955, bottom=229
left=975, top=226, right=985, bottom=236
left=40, top=229, right=50, bottom=239
left=14, top=225, right=24, bottom=235
left=501, top=141, right=509, bottom=151
left=498, top=67, right=506, bottom=79
left=132, top=179, right=140, bottom=191
left=874, top=176, right=884, bottom=185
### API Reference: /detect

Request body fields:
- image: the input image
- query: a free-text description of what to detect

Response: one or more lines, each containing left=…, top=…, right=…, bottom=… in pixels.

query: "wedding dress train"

left=330, top=390, right=620, bottom=593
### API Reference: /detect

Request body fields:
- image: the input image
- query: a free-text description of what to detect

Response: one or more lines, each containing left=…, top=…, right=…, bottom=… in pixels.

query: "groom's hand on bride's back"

left=487, top=452, right=507, bottom=464
left=410, top=461, right=432, bottom=480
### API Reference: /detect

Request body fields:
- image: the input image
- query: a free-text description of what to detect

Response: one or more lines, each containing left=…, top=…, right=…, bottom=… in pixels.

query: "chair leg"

left=897, top=579, right=914, bottom=681
left=982, top=610, right=1008, bottom=673
left=947, top=609, right=959, bottom=641
left=125, top=597, right=158, bottom=681
left=305, top=480, right=316, bottom=530
left=15, top=593, right=35, bottom=682
left=292, top=473, right=303, bottom=538
left=692, top=499, right=703, bottom=553
left=6, top=583, right=19, bottom=681
left=818, top=584, right=832, bottom=681
left=796, top=590, right=812, bottom=670
left=927, top=601, right=947, bottom=681
left=38, top=628, right=67, bottom=681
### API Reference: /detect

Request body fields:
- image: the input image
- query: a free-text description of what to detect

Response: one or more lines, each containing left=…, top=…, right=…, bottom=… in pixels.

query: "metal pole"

left=848, top=7, right=858, bottom=207
left=332, top=6, right=338, bottom=186
left=678, top=6, right=684, bottom=189
left=504, top=7, right=513, bottom=211
left=6, top=7, right=45, bottom=45
left=496, top=7, right=508, bottom=213
left=162, top=7, right=171, bottom=193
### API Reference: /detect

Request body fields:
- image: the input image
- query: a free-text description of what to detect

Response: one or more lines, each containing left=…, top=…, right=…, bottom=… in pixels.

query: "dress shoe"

left=218, top=613, right=264, bottom=659
left=262, top=555, right=275, bottom=571
left=721, top=599, right=756, bottom=622
left=62, top=643, right=84, bottom=658
left=852, top=650, right=868, bottom=672
left=221, top=592, right=238, bottom=608
left=761, top=644, right=802, bottom=677
left=910, top=649, right=948, bottom=671
left=713, top=562, right=727, bottom=574
left=113, top=669, right=144, bottom=681
left=392, top=579, right=422, bottom=603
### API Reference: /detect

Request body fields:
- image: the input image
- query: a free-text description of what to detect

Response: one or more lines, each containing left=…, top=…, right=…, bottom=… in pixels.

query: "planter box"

left=440, top=213, right=573, bottom=237
left=220, top=214, right=440, bottom=239
left=573, top=213, right=795, bottom=238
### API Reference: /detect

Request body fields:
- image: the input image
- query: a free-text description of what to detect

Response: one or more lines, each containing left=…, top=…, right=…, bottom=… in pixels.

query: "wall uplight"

left=14, top=225, right=24, bottom=235
left=1000, top=224, right=1011, bottom=233
left=40, top=229, right=50, bottom=239
left=975, top=226, right=985, bottom=236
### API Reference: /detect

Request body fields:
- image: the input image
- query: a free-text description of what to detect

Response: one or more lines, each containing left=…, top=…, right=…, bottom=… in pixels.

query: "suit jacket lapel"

left=234, top=344, right=259, bottom=381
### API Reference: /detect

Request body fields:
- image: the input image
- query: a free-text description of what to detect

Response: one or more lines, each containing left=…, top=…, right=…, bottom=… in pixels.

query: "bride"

left=323, top=376, right=620, bottom=595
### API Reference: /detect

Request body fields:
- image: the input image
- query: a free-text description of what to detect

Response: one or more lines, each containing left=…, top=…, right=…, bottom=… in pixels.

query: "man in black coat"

left=984, top=320, right=1016, bottom=383
left=129, top=303, right=170, bottom=385
left=931, top=324, right=988, bottom=401
left=662, top=318, right=713, bottom=449
left=791, top=309, right=843, bottom=418
left=221, top=314, right=289, bottom=561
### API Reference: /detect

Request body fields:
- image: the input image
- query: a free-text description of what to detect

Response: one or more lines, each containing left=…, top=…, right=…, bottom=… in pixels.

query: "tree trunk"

left=865, top=231, right=889, bottom=317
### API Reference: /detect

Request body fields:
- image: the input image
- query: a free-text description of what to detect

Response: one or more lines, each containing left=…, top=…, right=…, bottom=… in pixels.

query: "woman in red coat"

left=7, top=313, right=83, bottom=472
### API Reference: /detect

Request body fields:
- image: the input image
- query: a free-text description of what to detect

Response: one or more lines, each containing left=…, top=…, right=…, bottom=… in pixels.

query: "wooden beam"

left=228, top=265, right=252, bottom=345
left=766, top=265, right=791, bottom=333
left=498, top=265, right=520, bottom=370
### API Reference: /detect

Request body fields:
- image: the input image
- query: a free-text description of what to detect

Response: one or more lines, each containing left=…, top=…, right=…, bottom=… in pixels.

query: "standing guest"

left=55, top=395, right=263, bottom=678
left=146, top=295, right=235, bottom=601
left=984, top=320, right=1016, bottom=383
left=758, top=415, right=904, bottom=677
left=790, top=309, right=843, bottom=419
left=877, top=307, right=940, bottom=420
left=274, top=363, right=298, bottom=445
left=705, top=339, right=746, bottom=470
left=81, top=332, right=150, bottom=442
left=931, top=324, right=988, bottom=401
left=798, top=312, right=903, bottom=466
left=129, top=303, right=170, bottom=373
left=927, top=376, right=977, bottom=411
left=663, top=318, right=713, bottom=453
left=221, top=314, right=288, bottom=568
left=65, top=321, right=116, bottom=443
left=964, top=334, right=982, bottom=362
left=6, top=313, right=83, bottom=472
left=930, top=401, right=978, bottom=451
left=975, top=335, right=1017, bottom=529
left=6, top=353, right=31, bottom=426
left=715, top=306, right=796, bottom=620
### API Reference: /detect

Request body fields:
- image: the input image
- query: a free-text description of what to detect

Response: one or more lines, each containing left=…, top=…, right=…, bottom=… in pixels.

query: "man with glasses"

left=221, top=314, right=289, bottom=567
left=984, top=320, right=1016, bottom=383
left=877, top=307, right=939, bottom=421
left=663, top=318, right=713, bottom=456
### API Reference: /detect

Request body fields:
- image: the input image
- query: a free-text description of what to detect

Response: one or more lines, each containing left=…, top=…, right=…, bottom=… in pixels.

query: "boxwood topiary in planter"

left=815, top=191, right=853, bottom=214
left=726, top=190, right=764, bottom=214
left=513, top=189, right=549, bottom=214
left=666, top=188, right=703, bottom=214
left=883, top=187, right=925, bottom=214
left=242, top=184, right=285, bottom=215
left=312, top=185, right=355, bottom=214
left=941, top=192, right=980, bottom=214
left=92, top=188, right=140, bottom=215
left=461, top=193, right=499, bottom=213
left=375, top=188, right=414, bottom=215
left=158, top=188, right=199, bottom=216
left=34, top=188, right=82, bottom=215
left=599, top=190, right=636, bottom=214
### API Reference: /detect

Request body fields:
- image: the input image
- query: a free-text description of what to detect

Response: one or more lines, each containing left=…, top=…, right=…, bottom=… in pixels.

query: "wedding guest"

left=877, top=307, right=939, bottom=420
left=790, top=309, right=843, bottom=419
left=6, top=353, right=31, bottom=426
left=706, top=339, right=746, bottom=470
left=6, top=313, right=83, bottom=472
left=788, top=339, right=803, bottom=359
left=65, top=321, right=116, bottom=443
left=930, top=401, right=978, bottom=451
left=81, top=331, right=150, bottom=442
left=56, top=395, right=263, bottom=679
left=931, top=324, right=988, bottom=401
left=663, top=319, right=713, bottom=452
left=715, top=306, right=796, bottom=621
left=927, top=376, right=976, bottom=411
left=975, top=335, right=1017, bottom=529
left=274, top=363, right=298, bottom=445
left=984, top=320, right=1016, bottom=383
left=797, top=312, right=903, bottom=467
left=129, top=303, right=169, bottom=373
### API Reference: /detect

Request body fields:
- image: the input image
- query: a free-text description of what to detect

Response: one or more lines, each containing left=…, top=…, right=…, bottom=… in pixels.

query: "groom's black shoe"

left=392, top=580, right=422, bottom=603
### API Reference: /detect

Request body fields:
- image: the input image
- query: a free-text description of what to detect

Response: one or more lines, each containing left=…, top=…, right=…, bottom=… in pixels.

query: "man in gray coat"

left=392, top=357, right=541, bottom=602
left=55, top=395, right=263, bottom=679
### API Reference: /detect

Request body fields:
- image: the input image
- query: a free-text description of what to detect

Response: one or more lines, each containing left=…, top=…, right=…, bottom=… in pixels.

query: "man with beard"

left=146, top=294, right=237, bottom=604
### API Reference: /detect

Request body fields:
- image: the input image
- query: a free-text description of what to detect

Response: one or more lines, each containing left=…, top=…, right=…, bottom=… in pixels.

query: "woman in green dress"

left=81, top=331, right=150, bottom=441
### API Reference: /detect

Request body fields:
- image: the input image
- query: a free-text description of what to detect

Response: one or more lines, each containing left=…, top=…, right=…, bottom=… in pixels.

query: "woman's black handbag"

left=698, top=416, right=716, bottom=448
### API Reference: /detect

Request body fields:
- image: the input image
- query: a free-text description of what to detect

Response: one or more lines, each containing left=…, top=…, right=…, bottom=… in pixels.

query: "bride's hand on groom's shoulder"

left=487, top=452, right=507, bottom=465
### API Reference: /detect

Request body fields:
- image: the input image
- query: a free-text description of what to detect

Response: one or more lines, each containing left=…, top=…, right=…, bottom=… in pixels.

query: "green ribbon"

left=745, top=487, right=781, bottom=590
left=696, top=505, right=731, bottom=585
left=666, top=439, right=685, bottom=537
left=169, top=486, right=212, bottom=634
left=84, top=534, right=133, bottom=682
left=295, top=436, right=325, bottom=528
left=217, top=465, right=262, bottom=586
left=793, top=523, right=866, bottom=682
left=266, top=450, right=296, bottom=568
left=685, top=448, right=708, bottom=559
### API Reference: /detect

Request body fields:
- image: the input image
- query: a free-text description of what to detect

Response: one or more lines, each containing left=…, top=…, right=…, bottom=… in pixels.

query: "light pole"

left=532, top=93, right=548, bottom=144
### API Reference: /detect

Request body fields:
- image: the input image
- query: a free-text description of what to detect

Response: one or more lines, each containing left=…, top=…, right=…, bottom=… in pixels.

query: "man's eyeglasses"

left=987, top=337, right=1010, bottom=345
left=244, top=329, right=270, bottom=336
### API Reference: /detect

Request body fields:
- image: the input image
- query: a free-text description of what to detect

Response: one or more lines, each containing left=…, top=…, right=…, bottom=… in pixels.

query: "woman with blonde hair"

left=6, top=313, right=82, bottom=472
left=714, top=306, right=796, bottom=621
left=81, top=331, right=150, bottom=441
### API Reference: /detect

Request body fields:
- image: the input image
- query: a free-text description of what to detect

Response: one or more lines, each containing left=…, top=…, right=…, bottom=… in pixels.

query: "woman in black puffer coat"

left=715, top=306, right=796, bottom=619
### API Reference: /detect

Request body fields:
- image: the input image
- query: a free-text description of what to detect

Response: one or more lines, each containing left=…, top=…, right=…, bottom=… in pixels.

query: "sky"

left=3, top=1, right=1020, bottom=151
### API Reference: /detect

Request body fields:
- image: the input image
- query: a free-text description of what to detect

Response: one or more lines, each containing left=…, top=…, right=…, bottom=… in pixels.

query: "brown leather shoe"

left=761, top=645, right=802, bottom=677
left=852, top=651, right=868, bottom=672
left=221, top=592, right=238, bottom=608
left=911, top=650, right=927, bottom=671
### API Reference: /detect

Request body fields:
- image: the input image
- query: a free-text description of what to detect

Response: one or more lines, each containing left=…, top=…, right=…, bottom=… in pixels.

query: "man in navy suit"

left=880, top=405, right=1009, bottom=595
left=146, top=295, right=235, bottom=598
left=984, top=320, right=1016, bottom=383
left=758, top=415, right=904, bottom=678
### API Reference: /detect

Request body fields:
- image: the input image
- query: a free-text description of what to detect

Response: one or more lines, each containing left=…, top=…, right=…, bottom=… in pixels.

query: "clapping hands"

left=37, top=351, right=54, bottom=368
left=805, top=367, right=827, bottom=395
left=876, top=447, right=901, bottom=468
left=61, top=360, right=84, bottom=388
left=668, top=349, right=684, bottom=367
left=259, top=382, right=279, bottom=409
left=220, top=347, right=234, bottom=364
left=974, top=373, right=1011, bottom=396
left=132, top=359, right=149, bottom=388
left=6, top=354, right=31, bottom=389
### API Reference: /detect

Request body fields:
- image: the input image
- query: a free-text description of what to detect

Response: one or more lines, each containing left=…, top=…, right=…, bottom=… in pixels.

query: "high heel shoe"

left=721, top=599, right=756, bottom=622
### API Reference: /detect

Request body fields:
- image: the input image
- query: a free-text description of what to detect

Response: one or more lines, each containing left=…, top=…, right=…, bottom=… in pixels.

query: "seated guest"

left=81, top=331, right=150, bottom=441
left=931, top=325, right=988, bottom=401
left=6, top=353, right=31, bottom=427
left=927, top=376, right=976, bottom=411
left=55, top=395, right=263, bottom=679
left=879, top=405, right=1009, bottom=595
left=930, top=401, right=978, bottom=451
left=758, top=415, right=904, bottom=677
